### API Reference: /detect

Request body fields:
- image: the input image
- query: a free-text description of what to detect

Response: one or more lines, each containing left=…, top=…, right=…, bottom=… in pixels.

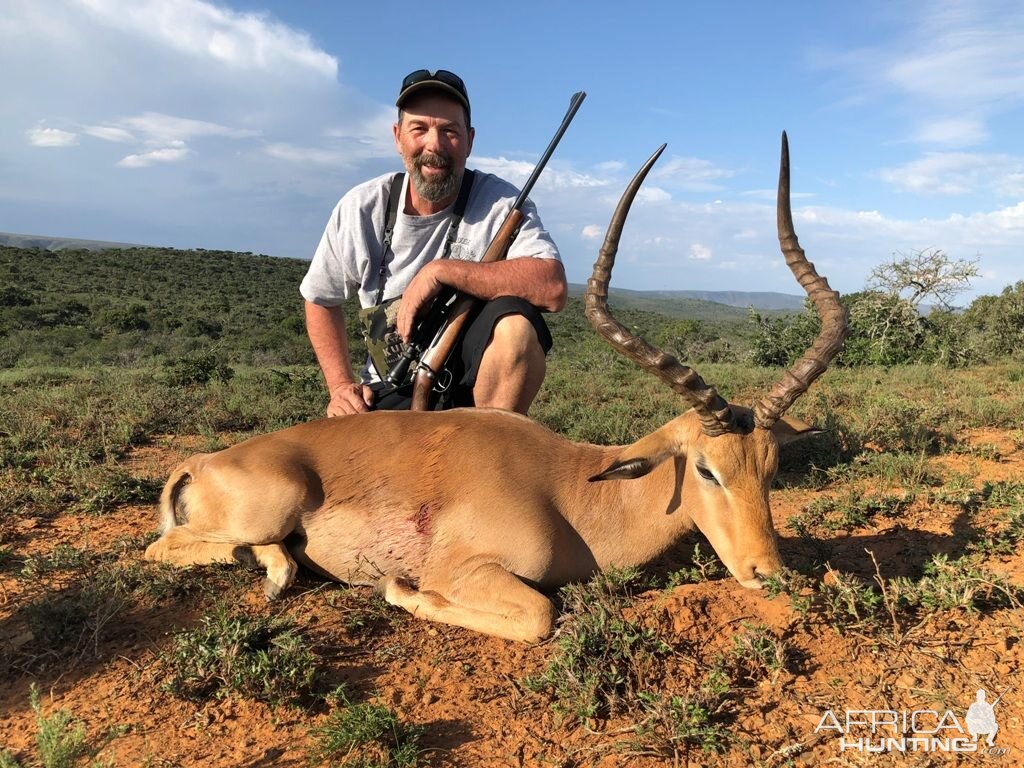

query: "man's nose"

left=422, top=127, right=446, bottom=152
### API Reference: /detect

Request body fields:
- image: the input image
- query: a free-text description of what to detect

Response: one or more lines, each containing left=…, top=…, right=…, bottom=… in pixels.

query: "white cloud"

left=883, top=5, right=1024, bottom=110
left=651, top=155, right=736, bottom=189
left=27, top=127, right=78, bottom=147
left=472, top=156, right=609, bottom=191
left=819, top=4, right=1024, bottom=146
left=913, top=117, right=989, bottom=146
left=741, top=189, right=815, bottom=202
left=733, top=227, right=760, bottom=241
left=689, top=243, right=712, bottom=260
left=118, top=112, right=258, bottom=144
left=878, top=151, right=1024, bottom=195
left=72, top=0, right=338, bottom=79
left=83, top=124, right=135, bottom=143
left=637, top=187, right=671, bottom=204
left=263, top=142, right=347, bottom=166
left=580, top=224, right=603, bottom=240
left=117, top=147, right=190, bottom=168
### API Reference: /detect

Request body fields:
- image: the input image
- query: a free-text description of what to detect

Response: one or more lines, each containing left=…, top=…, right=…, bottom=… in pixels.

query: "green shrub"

left=748, top=302, right=819, bottom=367
left=843, top=292, right=923, bottom=366
left=308, top=696, right=424, bottom=768
left=160, top=607, right=318, bottom=705
left=30, top=685, right=90, bottom=768
left=162, top=351, right=234, bottom=386
left=525, top=568, right=670, bottom=722
left=962, top=281, right=1024, bottom=359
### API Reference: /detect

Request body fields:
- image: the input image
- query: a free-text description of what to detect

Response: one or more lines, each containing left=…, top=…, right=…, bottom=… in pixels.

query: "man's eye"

left=696, top=465, right=719, bottom=485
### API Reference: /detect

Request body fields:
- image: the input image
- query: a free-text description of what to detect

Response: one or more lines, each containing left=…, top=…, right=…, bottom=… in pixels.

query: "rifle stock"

left=410, top=208, right=524, bottom=409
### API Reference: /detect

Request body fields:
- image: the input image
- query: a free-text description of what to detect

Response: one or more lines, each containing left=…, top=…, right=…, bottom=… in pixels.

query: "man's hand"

left=397, top=262, right=444, bottom=340
left=327, top=383, right=375, bottom=416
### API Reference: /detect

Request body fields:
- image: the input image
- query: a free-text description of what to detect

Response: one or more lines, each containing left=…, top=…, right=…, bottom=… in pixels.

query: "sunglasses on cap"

left=401, top=69, right=467, bottom=97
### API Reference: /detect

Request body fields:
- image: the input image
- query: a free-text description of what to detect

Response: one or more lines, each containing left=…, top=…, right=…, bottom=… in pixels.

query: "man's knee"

left=486, top=314, right=542, bottom=360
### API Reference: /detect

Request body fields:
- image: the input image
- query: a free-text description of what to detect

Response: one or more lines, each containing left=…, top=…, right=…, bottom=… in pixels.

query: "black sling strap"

left=374, top=169, right=475, bottom=304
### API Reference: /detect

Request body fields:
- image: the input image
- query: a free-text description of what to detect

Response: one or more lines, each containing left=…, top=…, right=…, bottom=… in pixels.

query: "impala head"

left=586, top=134, right=848, bottom=589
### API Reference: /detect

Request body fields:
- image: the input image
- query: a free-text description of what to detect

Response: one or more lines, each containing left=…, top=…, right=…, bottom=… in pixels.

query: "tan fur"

left=144, top=405, right=817, bottom=643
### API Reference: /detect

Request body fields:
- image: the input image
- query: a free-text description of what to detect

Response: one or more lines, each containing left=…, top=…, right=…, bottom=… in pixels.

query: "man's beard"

left=410, top=150, right=460, bottom=203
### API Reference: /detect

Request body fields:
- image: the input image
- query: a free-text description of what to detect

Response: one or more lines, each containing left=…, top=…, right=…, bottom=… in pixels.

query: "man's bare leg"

left=472, top=314, right=546, bottom=414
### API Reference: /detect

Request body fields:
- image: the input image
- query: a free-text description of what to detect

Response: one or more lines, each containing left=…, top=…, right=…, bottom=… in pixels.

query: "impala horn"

left=584, top=144, right=737, bottom=437
left=752, top=132, right=848, bottom=429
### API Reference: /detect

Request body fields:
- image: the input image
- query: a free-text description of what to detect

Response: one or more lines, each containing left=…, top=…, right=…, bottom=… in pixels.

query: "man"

left=301, top=69, right=567, bottom=416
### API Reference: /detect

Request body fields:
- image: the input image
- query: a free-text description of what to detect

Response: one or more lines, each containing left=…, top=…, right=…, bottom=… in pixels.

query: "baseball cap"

left=396, top=69, right=471, bottom=126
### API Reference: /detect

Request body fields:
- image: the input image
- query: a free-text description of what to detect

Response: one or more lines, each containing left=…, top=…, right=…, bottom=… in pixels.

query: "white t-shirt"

left=300, top=170, right=561, bottom=309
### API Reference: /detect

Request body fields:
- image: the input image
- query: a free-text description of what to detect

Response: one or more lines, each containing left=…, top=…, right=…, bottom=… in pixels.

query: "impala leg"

left=144, top=527, right=297, bottom=601
left=378, top=561, right=556, bottom=644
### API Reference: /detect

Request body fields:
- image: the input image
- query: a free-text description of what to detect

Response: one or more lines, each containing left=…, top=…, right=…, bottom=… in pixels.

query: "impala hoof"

left=263, top=577, right=285, bottom=601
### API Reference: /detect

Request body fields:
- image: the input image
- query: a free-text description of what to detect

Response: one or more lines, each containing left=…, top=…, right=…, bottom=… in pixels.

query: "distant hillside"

left=1, top=244, right=761, bottom=369
left=0, top=244, right=317, bottom=368
left=567, top=284, right=796, bottom=321
left=0, top=231, right=145, bottom=251
left=662, top=290, right=804, bottom=311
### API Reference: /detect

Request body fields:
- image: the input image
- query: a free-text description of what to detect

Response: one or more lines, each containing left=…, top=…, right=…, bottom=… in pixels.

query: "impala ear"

left=770, top=415, right=823, bottom=448
left=588, top=430, right=679, bottom=482
left=589, top=456, right=663, bottom=482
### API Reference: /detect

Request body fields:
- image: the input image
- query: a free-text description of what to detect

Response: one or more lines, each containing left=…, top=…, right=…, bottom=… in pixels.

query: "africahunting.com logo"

left=814, top=687, right=1011, bottom=756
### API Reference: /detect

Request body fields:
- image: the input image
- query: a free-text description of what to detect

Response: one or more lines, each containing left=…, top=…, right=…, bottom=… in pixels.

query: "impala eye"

left=696, top=464, right=720, bottom=485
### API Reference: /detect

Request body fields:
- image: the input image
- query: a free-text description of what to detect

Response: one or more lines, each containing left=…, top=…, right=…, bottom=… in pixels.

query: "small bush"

left=160, top=607, right=318, bottom=705
left=663, top=543, right=725, bottom=588
left=308, top=696, right=424, bottom=768
left=525, top=568, right=670, bottom=722
left=819, top=554, right=1023, bottom=640
left=726, top=623, right=787, bottom=683
left=31, top=685, right=90, bottom=768
left=856, top=395, right=950, bottom=453
left=787, top=491, right=913, bottom=535
left=628, top=688, right=730, bottom=757
left=162, top=351, right=233, bottom=386
left=748, top=303, right=819, bottom=367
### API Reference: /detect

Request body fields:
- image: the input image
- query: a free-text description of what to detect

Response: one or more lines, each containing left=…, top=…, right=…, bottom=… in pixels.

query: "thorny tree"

left=866, top=248, right=979, bottom=309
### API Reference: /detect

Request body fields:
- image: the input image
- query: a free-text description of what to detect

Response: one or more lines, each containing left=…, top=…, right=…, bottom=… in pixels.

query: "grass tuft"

left=308, top=692, right=424, bottom=768
left=525, top=568, right=670, bottom=723
left=160, top=606, right=318, bottom=705
left=31, top=684, right=90, bottom=768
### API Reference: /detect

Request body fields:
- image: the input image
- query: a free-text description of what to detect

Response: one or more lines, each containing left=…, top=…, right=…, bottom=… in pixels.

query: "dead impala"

left=145, top=134, right=848, bottom=643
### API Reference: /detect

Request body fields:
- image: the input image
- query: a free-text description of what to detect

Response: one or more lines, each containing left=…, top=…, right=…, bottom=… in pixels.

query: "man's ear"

left=466, top=126, right=475, bottom=157
left=588, top=430, right=678, bottom=482
left=770, top=415, right=824, bottom=448
left=393, top=122, right=401, bottom=152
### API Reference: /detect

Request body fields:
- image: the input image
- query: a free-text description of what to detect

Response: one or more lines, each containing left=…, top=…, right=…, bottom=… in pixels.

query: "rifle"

left=383, top=90, right=586, bottom=410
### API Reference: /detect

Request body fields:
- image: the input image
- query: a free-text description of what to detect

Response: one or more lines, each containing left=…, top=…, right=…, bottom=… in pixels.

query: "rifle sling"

left=373, top=169, right=475, bottom=305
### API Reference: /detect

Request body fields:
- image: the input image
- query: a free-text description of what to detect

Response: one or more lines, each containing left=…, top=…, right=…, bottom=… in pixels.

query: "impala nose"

left=737, top=561, right=781, bottom=590
left=738, top=574, right=767, bottom=590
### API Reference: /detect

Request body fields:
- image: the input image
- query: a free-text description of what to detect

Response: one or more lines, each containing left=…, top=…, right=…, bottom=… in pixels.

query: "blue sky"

left=3, top=0, right=1024, bottom=301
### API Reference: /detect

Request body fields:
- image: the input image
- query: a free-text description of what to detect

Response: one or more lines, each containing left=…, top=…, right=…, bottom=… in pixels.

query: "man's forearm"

left=431, top=257, right=568, bottom=312
left=304, top=301, right=359, bottom=390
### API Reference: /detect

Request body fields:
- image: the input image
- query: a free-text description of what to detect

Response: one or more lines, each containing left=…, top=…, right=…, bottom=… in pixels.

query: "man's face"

left=393, top=92, right=474, bottom=204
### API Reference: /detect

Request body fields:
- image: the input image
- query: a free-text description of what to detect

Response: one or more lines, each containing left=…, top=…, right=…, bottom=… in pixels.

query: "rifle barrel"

left=511, top=91, right=586, bottom=211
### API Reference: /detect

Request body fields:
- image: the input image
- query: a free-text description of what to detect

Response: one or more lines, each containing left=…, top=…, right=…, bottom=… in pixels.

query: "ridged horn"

left=753, top=132, right=849, bottom=429
left=585, top=144, right=737, bottom=437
